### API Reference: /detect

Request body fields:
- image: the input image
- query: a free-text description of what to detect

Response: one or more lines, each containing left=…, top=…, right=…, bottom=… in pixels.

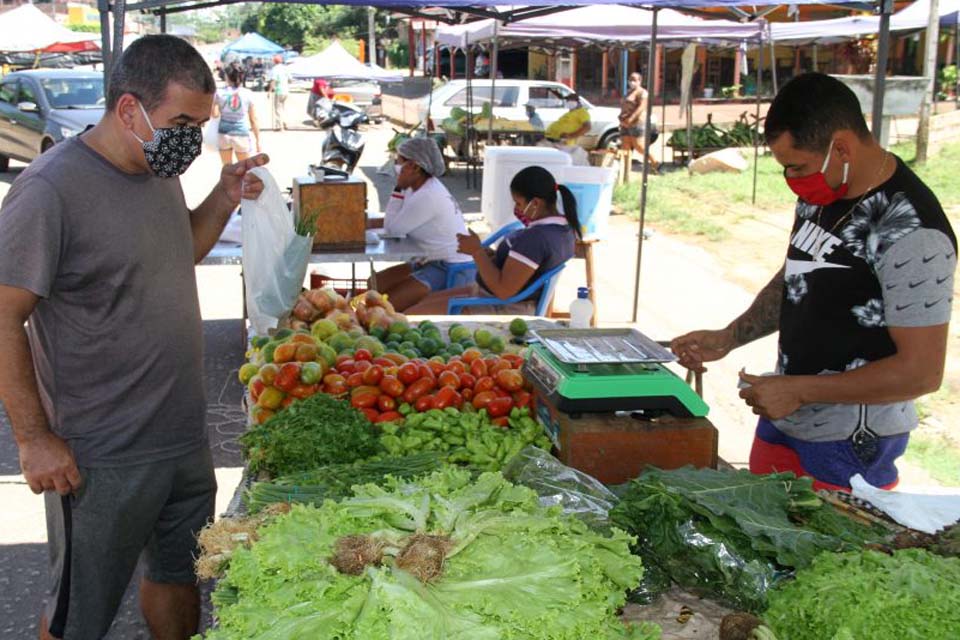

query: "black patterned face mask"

left=133, top=101, right=203, bottom=178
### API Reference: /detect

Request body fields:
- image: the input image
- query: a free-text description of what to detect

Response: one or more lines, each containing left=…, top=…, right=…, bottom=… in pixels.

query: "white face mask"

left=394, top=162, right=404, bottom=177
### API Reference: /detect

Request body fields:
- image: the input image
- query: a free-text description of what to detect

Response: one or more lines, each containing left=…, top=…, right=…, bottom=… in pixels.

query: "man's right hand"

left=670, top=328, right=735, bottom=373
left=19, top=433, right=82, bottom=495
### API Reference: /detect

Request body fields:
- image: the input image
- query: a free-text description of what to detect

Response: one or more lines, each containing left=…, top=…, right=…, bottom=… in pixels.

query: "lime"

left=389, top=321, right=409, bottom=336
left=417, top=337, right=439, bottom=357
left=449, top=325, right=472, bottom=343
left=509, top=318, right=529, bottom=337
left=474, top=329, right=494, bottom=349
left=399, top=341, right=416, bottom=352
left=310, top=319, right=338, bottom=341
left=447, top=343, right=464, bottom=356
left=418, top=320, right=436, bottom=330
left=459, top=338, right=477, bottom=348
left=404, top=330, right=422, bottom=343
left=369, top=326, right=387, bottom=341
left=489, top=336, right=506, bottom=354
left=401, top=348, right=420, bottom=360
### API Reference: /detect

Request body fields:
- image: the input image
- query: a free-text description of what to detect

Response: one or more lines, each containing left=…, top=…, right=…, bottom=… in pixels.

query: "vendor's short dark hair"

left=106, top=35, right=215, bottom=111
left=764, top=73, right=871, bottom=152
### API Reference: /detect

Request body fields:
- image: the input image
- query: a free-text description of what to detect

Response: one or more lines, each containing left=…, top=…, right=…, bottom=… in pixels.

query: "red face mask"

left=784, top=139, right=850, bottom=206
left=513, top=201, right=534, bottom=226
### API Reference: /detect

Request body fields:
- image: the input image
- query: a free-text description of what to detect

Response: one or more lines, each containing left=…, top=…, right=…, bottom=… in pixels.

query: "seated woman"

left=371, top=138, right=475, bottom=310
left=405, top=166, right=581, bottom=315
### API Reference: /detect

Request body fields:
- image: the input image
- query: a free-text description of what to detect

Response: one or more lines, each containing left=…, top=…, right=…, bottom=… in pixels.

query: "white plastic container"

left=481, top=146, right=572, bottom=232
left=558, top=166, right=617, bottom=240
left=569, top=287, right=593, bottom=328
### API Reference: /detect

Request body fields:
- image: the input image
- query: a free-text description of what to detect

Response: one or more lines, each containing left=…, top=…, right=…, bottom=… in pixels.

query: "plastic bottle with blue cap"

left=569, top=287, right=593, bottom=329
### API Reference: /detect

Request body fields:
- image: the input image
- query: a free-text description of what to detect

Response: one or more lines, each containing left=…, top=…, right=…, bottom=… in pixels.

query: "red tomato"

left=324, top=381, right=348, bottom=396
left=249, top=377, right=266, bottom=402
left=275, top=362, right=302, bottom=392
left=281, top=396, right=296, bottom=409
left=458, top=373, right=477, bottom=390
left=427, top=360, right=446, bottom=376
left=418, top=364, right=436, bottom=381
left=414, top=395, right=435, bottom=412
left=445, top=359, right=466, bottom=375
left=273, top=343, right=297, bottom=364
left=472, top=390, right=498, bottom=410
left=346, top=372, right=365, bottom=388
left=462, top=348, right=483, bottom=363
left=379, top=375, right=405, bottom=398
left=494, top=387, right=512, bottom=399
left=360, top=407, right=380, bottom=422
left=375, top=411, right=402, bottom=423
left=323, top=373, right=346, bottom=386
left=434, top=386, right=458, bottom=409
left=382, top=352, right=408, bottom=366
left=495, top=369, right=524, bottom=392
left=351, top=385, right=381, bottom=398
left=398, top=362, right=420, bottom=385
left=362, top=365, right=384, bottom=386
left=353, top=360, right=372, bottom=373
left=372, top=357, right=394, bottom=368
left=351, top=392, right=379, bottom=409
left=288, top=383, right=316, bottom=400
left=489, top=359, right=513, bottom=377
left=383, top=366, right=399, bottom=378
left=437, top=371, right=461, bottom=389
left=474, top=376, right=496, bottom=393
left=512, top=390, right=532, bottom=409
left=354, top=348, right=373, bottom=362
left=403, top=377, right=436, bottom=404
left=491, top=416, right=510, bottom=428
left=502, top=354, right=525, bottom=369
left=335, top=356, right=355, bottom=371
left=461, top=388, right=474, bottom=402
left=378, top=395, right=397, bottom=412
left=487, top=397, right=513, bottom=418
left=470, top=359, right=489, bottom=378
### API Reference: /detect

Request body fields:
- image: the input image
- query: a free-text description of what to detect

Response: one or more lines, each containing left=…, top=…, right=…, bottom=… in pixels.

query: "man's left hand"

left=220, top=153, right=270, bottom=205
left=738, top=371, right=803, bottom=420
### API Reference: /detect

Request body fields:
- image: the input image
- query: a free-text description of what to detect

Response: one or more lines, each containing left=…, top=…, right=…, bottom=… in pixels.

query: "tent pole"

left=872, top=0, right=893, bottom=142
left=769, top=36, right=778, bottom=94
left=813, top=44, right=818, bottom=72
left=631, top=8, right=658, bottom=324
left=98, top=0, right=112, bottom=77
left=112, top=0, right=126, bottom=63
left=488, top=22, right=499, bottom=145
left=752, top=33, right=764, bottom=206
left=660, top=42, right=667, bottom=167
left=160, top=8, right=167, bottom=34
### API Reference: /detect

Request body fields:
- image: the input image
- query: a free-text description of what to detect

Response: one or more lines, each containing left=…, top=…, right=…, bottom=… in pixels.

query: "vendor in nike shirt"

left=671, top=73, right=956, bottom=491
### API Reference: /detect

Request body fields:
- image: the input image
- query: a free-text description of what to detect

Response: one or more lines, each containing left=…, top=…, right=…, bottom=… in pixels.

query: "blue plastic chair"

left=446, top=262, right=566, bottom=317
left=443, top=220, right=524, bottom=289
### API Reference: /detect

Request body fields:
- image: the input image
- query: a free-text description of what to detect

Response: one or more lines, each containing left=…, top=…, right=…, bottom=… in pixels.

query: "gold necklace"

left=812, top=151, right=890, bottom=258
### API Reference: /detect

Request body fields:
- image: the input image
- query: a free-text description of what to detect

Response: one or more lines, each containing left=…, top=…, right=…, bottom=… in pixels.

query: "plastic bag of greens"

left=241, top=166, right=312, bottom=336
left=502, top=446, right=617, bottom=530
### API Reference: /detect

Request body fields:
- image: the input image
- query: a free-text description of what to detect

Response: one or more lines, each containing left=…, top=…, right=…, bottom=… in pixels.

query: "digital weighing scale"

left=523, top=329, right=709, bottom=418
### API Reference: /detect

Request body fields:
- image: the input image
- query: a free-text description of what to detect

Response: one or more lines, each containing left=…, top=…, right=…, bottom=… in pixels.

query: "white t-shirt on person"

left=384, top=176, right=471, bottom=263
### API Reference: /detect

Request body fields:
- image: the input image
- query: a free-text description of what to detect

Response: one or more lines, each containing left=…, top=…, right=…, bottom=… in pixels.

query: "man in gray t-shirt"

left=0, top=36, right=267, bottom=639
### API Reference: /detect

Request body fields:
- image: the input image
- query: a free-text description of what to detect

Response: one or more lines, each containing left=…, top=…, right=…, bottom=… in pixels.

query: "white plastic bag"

left=850, top=474, right=960, bottom=534
left=203, top=117, right=220, bottom=152
left=241, top=166, right=312, bottom=336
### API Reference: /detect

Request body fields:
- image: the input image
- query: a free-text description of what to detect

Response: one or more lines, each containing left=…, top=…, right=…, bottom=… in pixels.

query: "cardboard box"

left=534, top=394, right=718, bottom=485
left=293, top=176, right=367, bottom=250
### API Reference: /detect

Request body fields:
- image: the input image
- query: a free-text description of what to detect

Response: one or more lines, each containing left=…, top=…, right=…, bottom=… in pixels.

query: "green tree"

left=254, top=4, right=326, bottom=49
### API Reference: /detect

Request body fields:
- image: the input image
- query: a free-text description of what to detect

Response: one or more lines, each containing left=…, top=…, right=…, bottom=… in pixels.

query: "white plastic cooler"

left=481, top=147, right=616, bottom=240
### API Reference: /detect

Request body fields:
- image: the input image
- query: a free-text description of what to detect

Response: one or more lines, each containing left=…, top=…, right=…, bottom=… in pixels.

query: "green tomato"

left=474, top=329, right=494, bottom=349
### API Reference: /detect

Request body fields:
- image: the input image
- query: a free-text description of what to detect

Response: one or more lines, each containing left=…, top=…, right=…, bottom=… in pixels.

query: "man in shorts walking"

left=0, top=36, right=267, bottom=639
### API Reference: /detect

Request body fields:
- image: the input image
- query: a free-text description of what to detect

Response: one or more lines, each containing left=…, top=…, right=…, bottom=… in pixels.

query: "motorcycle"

left=315, top=99, right=369, bottom=174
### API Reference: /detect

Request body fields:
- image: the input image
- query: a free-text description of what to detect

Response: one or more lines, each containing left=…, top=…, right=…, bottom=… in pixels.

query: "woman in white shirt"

left=371, top=138, right=474, bottom=311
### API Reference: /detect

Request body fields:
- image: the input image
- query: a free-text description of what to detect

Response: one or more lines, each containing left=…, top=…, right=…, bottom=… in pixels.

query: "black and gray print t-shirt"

left=776, top=155, right=956, bottom=443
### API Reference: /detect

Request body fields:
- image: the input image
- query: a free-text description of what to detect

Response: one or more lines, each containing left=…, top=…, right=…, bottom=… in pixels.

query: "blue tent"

left=222, top=32, right=284, bottom=57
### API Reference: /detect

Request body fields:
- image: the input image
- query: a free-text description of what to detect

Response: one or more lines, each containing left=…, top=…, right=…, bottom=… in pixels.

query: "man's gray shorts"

left=43, top=445, right=217, bottom=639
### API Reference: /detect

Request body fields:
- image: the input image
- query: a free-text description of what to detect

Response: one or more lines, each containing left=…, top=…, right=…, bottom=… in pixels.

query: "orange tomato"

left=273, top=343, right=298, bottom=364
left=470, top=359, right=488, bottom=378
left=495, top=369, right=524, bottom=392
left=258, top=364, right=279, bottom=386
left=289, top=334, right=316, bottom=345
left=294, top=343, right=319, bottom=362
left=489, top=359, right=513, bottom=376
left=462, top=348, right=483, bottom=363
left=258, top=386, right=285, bottom=410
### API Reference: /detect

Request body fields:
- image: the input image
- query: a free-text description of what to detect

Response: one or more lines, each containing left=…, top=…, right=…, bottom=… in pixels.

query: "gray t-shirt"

left=0, top=137, right=206, bottom=467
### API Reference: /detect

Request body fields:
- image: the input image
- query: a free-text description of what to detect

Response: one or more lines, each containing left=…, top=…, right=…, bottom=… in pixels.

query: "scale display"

left=531, top=328, right=676, bottom=366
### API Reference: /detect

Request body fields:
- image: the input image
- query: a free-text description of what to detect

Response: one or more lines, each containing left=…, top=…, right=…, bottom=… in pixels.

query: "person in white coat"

left=371, top=138, right=474, bottom=310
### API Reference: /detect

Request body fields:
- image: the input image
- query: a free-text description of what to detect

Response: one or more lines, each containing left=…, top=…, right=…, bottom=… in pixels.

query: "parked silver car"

left=0, top=69, right=104, bottom=170
left=419, top=79, right=622, bottom=150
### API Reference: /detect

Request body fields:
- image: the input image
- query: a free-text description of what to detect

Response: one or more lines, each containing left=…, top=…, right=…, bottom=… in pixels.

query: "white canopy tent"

left=435, top=5, right=765, bottom=47
left=770, top=0, right=960, bottom=44
left=0, top=4, right=99, bottom=53
left=286, top=41, right=403, bottom=81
